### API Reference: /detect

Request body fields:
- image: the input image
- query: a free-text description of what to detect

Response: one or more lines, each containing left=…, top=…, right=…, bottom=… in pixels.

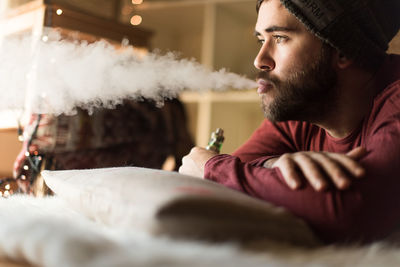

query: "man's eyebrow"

left=254, top=26, right=296, bottom=36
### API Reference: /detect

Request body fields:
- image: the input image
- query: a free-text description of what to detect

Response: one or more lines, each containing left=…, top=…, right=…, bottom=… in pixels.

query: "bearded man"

left=179, top=0, right=400, bottom=244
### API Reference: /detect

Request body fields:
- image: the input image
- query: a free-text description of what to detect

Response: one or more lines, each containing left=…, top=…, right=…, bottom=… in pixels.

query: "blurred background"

left=0, top=0, right=265, bottom=186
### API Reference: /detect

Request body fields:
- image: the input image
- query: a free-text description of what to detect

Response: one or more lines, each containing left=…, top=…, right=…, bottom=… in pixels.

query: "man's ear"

left=334, top=51, right=353, bottom=69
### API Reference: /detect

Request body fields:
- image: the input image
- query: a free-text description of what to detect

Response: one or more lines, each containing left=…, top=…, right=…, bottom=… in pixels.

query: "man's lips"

left=257, top=79, right=274, bottom=94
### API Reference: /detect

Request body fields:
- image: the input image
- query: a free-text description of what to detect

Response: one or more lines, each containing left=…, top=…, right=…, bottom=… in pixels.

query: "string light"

left=25, top=152, right=30, bottom=157
left=0, top=179, right=17, bottom=198
left=130, top=15, right=142, bottom=26
left=56, top=9, right=63, bottom=15
left=42, top=35, right=49, bottom=42
left=23, top=165, right=29, bottom=171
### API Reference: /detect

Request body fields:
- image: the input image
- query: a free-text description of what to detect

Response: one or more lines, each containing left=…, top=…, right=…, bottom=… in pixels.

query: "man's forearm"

left=204, top=153, right=396, bottom=243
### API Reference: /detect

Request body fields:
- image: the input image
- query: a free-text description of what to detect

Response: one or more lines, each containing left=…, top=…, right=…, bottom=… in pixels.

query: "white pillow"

left=42, top=167, right=320, bottom=246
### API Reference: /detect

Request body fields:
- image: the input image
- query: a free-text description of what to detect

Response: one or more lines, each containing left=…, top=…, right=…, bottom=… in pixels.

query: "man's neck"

left=317, top=67, right=378, bottom=139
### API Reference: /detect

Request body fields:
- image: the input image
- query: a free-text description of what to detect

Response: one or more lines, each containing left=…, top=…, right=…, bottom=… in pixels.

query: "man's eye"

left=273, top=35, right=288, bottom=44
left=257, top=39, right=265, bottom=45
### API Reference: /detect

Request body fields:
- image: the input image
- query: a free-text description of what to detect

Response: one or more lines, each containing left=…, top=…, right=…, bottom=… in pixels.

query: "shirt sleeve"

left=204, top=116, right=400, bottom=244
left=204, top=154, right=366, bottom=243
left=232, top=119, right=298, bottom=162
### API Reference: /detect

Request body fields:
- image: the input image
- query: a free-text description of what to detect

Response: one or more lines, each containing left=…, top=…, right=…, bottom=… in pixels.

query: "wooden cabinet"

left=0, top=0, right=152, bottom=47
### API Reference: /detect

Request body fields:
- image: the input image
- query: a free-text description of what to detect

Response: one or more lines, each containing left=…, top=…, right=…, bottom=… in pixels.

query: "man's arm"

left=181, top=119, right=366, bottom=191
left=179, top=119, right=400, bottom=243
left=202, top=126, right=400, bottom=243
left=179, top=112, right=400, bottom=243
left=179, top=146, right=366, bottom=190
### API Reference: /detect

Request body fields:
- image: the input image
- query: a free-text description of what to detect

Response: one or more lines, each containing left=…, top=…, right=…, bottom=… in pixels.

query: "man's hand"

left=179, top=147, right=218, bottom=178
left=264, top=147, right=367, bottom=191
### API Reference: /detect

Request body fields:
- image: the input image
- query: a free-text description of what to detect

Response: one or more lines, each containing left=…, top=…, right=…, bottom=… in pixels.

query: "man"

left=179, top=0, right=400, bottom=244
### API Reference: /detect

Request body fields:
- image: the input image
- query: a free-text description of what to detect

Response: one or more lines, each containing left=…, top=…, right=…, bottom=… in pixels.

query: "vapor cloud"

left=0, top=33, right=256, bottom=115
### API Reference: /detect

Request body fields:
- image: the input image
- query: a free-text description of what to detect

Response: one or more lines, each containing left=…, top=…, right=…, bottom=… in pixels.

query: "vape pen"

left=206, top=128, right=225, bottom=153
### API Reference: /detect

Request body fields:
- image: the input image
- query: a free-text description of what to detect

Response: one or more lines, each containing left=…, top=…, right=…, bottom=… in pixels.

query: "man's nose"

left=254, top=45, right=275, bottom=71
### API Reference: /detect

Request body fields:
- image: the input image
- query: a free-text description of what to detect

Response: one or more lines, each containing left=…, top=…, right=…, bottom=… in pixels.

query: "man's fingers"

left=329, top=153, right=365, bottom=178
left=273, top=155, right=302, bottom=189
left=311, top=153, right=351, bottom=190
left=178, top=146, right=216, bottom=178
left=346, top=146, right=367, bottom=160
left=271, top=149, right=366, bottom=191
left=293, top=154, right=328, bottom=191
left=179, top=155, right=203, bottom=177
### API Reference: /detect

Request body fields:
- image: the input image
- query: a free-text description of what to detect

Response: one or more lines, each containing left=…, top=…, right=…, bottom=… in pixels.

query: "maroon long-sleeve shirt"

left=204, top=54, right=400, bottom=244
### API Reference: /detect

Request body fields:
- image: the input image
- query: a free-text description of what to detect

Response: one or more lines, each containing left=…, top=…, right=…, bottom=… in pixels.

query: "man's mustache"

left=256, top=71, right=269, bottom=80
left=256, top=71, right=279, bottom=86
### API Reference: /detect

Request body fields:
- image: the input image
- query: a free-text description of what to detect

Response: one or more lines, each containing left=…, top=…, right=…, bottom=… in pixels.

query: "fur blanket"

left=0, top=195, right=399, bottom=267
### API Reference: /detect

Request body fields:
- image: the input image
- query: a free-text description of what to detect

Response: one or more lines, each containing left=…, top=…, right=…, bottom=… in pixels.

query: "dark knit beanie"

left=258, top=0, right=400, bottom=69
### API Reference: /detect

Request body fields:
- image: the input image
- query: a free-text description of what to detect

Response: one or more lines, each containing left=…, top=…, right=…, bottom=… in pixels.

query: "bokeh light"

left=130, top=15, right=143, bottom=26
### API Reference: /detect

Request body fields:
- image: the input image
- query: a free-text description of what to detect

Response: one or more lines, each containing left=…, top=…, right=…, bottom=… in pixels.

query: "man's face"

left=254, top=0, right=337, bottom=122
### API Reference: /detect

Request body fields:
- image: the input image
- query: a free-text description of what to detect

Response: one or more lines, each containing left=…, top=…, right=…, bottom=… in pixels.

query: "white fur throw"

left=0, top=195, right=399, bottom=266
left=42, top=167, right=320, bottom=246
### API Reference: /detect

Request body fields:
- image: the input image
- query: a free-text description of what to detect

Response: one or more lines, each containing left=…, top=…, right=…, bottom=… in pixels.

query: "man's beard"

left=258, top=45, right=338, bottom=123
